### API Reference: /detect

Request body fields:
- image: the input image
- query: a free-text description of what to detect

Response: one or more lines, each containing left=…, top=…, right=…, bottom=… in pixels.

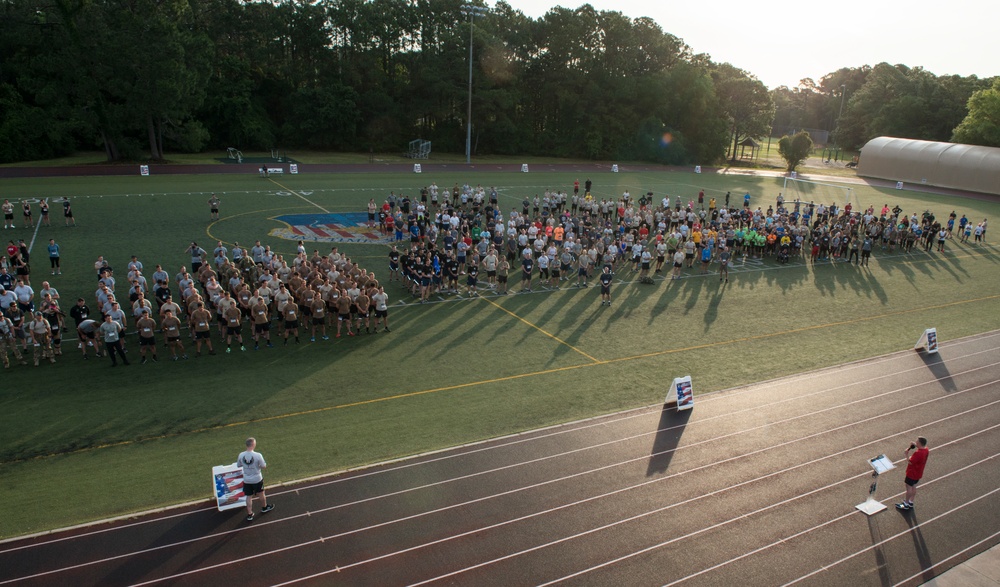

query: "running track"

left=2, top=332, right=999, bottom=586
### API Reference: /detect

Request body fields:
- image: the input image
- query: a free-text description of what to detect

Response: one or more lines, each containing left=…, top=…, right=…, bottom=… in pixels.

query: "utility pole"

left=834, top=84, right=846, bottom=162
left=462, top=4, right=487, bottom=164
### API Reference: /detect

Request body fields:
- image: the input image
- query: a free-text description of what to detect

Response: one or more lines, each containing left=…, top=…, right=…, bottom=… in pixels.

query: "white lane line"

left=26, top=198, right=47, bottom=254
left=71, top=379, right=1000, bottom=587
left=531, top=450, right=1000, bottom=587
left=665, top=458, right=1000, bottom=587
left=1, top=333, right=995, bottom=554
left=284, top=416, right=1000, bottom=587
left=890, top=529, right=1000, bottom=587
left=782, top=485, right=1000, bottom=587
left=266, top=178, right=328, bottom=213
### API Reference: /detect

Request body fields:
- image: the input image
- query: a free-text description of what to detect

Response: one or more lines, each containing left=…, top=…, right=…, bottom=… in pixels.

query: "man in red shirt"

left=896, top=437, right=929, bottom=512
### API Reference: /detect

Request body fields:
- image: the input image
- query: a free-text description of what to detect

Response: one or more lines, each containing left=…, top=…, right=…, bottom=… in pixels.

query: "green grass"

left=0, top=167, right=998, bottom=538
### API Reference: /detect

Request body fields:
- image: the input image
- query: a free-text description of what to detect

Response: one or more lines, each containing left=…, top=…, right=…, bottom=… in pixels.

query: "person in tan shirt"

left=251, top=295, right=273, bottom=350
left=354, top=289, right=372, bottom=334
left=335, top=294, right=352, bottom=338
left=223, top=302, right=245, bottom=352
left=310, top=295, right=328, bottom=341
left=190, top=301, right=216, bottom=356
left=135, top=309, right=158, bottom=364
left=281, top=299, right=300, bottom=344
left=161, top=308, right=187, bottom=360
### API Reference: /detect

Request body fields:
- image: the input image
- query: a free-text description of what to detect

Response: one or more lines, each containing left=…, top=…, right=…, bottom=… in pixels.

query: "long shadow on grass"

left=822, top=260, right=890, bottom=304
left=490, top=286, right=597, bottom=367
left=648, top=277, right=683, bottom=326
left=702, top=281, right=727, bottom=333
left=646, top=405, right=691, bottom=477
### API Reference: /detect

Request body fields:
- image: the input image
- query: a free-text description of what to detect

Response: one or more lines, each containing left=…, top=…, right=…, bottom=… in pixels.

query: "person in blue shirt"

left=47, top=239, right=61, bottom=276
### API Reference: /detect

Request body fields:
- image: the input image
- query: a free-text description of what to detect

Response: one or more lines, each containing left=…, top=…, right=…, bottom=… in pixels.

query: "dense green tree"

left=4, top=0, right=981, bottom=166
left=713, top=64, right=775, bottom=162
left=952, top=78, right=1000, bottom=147
left=778, top=131, right=814, bottom=171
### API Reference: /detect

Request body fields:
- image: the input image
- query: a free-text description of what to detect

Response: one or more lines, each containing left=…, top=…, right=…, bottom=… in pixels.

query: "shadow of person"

left=645, top=406, right=692, bottom=477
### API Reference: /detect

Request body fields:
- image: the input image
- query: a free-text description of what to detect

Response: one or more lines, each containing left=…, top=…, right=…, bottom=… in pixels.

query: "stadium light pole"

left=462, top=4, right=487, bottom=164
left=834, top=84, right=846, bottom=161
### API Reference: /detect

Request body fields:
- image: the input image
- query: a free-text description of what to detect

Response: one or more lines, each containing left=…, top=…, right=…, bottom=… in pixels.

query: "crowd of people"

left=0, top=181, right=991, bottom=370
left=371, top=182, right=991, bottom=306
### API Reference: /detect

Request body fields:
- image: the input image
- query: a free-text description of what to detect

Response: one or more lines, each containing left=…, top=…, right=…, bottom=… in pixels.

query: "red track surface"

left=2, top=332, right=998, bottom=586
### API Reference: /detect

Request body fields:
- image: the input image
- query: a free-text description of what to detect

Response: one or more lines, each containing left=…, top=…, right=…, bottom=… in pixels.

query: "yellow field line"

left=481, top=296, right=601, bottom=363
left=5, top=293, right=998, bottom=465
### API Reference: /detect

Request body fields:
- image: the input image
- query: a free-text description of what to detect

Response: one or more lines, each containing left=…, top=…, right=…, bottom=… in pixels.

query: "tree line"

left=771, top=65, right=998, bottom=151
left=1, top=0, right=996, bottom=165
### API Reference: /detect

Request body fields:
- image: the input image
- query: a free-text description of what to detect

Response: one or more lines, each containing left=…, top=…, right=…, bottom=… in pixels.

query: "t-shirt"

left=905, top=447, right=929, bottom=481
left=237, top=450, right=266, bottom=484
left=99, top=320, right=122, bottom=343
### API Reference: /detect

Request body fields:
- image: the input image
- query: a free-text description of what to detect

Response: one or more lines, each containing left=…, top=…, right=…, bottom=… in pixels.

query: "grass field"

left=0, top=166, right=998, bottom=539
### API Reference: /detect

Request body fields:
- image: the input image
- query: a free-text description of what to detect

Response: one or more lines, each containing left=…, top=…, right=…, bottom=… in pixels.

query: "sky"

left=499, top=0, right=1000, bottom=89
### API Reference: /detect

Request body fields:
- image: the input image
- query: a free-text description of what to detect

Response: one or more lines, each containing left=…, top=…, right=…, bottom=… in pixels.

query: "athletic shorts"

left=338, top=313, right=350, bottom=321
left=195, top=330, right=211, bottom=340
left=642, top=262, right=650, bottom=270
left=601, top=286, right=610, bottom=295
left=244, top=480, right=264, bottom=496
left=167, top=336, right=180, bottom=343
left=467, top=276, right=477, bottom=286
left=685, top=253, right=694, bottom=259
left=227, top=326, right=242, bottom=336
left=284, top=320, right=298, bottom=329
left=487, top=270, right=496, bottom=278
left=657, top=256, right=664, bottom=263
left=578, top=268, right=588, bottom=276
left=497, top=276, right=507, bottom=284
left=375, top=309, right=387, bottom=318
left=551, top=269, right=560, bottom=277
left=139, top=337, right=155, bottom=346
left=254, top=323, right=270, bottom=333
left=312, top=317, right=325, bottom=326
left=904, top=476, right=920, bottom=487
left=355, top=310, right=368, bottom=318
left=3, top=214, right=12, bottom=221
left=674, top=262, right=682, bottom=268
left=420, top=277, right=431, bottom=287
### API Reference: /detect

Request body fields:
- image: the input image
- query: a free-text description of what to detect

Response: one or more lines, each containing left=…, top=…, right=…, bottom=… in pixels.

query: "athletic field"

left=0, top=164, right=997, bottom=540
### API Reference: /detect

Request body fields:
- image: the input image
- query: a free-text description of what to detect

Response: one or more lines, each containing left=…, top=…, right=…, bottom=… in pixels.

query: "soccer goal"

left=781, top=176, right=859, bottom=211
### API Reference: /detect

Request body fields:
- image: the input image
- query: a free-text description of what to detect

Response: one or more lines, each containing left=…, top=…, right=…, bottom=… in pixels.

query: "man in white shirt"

left=237, top=437, right=274, bottom=521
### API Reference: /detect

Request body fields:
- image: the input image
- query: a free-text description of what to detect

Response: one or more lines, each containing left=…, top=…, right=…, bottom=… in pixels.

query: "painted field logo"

left=269, top=213, right=389, bottom=244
